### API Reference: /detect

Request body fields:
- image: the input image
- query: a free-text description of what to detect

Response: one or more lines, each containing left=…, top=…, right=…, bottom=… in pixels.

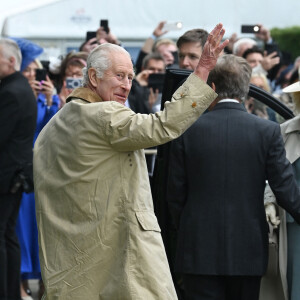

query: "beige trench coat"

left=261, top=115, right=300, bottom=300
left=33, top=74, right=217, bottom=300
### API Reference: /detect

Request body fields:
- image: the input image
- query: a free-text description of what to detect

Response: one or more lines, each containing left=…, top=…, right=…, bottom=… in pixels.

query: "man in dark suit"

left=0, top=38, right=37, bottom=300
left=167, top=54, right=300, bottom=300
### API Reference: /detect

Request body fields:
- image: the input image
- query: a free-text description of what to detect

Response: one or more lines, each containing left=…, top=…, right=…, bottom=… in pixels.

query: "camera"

left=66, top=77, right=83, bottom=90
left=241, top=25, right=260, bottom=34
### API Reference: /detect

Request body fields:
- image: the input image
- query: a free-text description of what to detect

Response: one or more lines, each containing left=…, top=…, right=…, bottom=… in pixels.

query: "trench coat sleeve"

left=165, top=135, right=186, bottom=230
left=97, top=73, right=216, bottom=151
left=266, top=125, right=300, bottom=224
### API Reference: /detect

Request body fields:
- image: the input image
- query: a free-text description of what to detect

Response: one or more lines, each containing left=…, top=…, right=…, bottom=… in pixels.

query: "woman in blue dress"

left=12, top=38, right=60, bottom=300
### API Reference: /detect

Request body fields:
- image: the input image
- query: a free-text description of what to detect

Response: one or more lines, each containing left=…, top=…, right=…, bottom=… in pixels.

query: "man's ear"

left=9, top=56, right=16, bottom=69
left=211, top=82, right=216, bottom=92
left=88, top=68, right=98, bottom=88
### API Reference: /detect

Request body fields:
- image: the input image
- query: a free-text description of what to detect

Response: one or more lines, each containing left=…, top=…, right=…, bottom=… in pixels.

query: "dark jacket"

left=167, top=102, right=300, bottom=276
left=127, top=79, right=151, bottom=114
left=0, top=72, right=37, bottom=194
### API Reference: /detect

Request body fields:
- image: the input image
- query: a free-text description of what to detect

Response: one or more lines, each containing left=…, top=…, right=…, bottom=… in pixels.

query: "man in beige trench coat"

left=33, top=24, right=228, bottom=300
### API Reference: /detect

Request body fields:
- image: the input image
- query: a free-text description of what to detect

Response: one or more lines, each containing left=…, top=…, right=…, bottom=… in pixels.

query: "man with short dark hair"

left=0, top=38, right=37, bottom=300
left=243, top=46, right=265, bottom=69
left=167, top=54, right=300, bottom=300
left=176, top=29, right=209, bottom=70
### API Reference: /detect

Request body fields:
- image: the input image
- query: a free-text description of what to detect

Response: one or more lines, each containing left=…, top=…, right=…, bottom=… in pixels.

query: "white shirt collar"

left=218, top=99, right=240, bottom=103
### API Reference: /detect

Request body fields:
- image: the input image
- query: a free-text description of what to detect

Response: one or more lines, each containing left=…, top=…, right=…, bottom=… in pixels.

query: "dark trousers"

left=0, top=191, right=22, bottom=300
left=183, top=274, right=261, bottom=300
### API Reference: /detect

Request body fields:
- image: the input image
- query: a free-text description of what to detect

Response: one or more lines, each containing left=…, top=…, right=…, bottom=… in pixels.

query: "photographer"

left=128, top=52, right=165, bottom=114
left=58, top=51, right=88, bottom=108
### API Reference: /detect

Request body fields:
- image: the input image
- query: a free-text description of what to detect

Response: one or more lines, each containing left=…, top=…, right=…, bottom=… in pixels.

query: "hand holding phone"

left=162, top=22, right=183, bottom=32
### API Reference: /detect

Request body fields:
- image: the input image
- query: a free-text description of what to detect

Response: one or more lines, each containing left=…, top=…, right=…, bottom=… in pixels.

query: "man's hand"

left=261, top=51, right=280, bottom=71
left=40, top=75, right=55, bottom=106
left=81, top=38, right=98, bottom=53
left=194, top=23, right=229, bottom=81
left=148, top=88, right=159, bottom=111
left=135, top=70, right=153, bottom=86
left=255, top=24, right=271, bottom=43
left=265, top=203, right=280, bottom=228
left=153, top=21, right=168, bottom=38
left=226, top=33, right=238, bottom=53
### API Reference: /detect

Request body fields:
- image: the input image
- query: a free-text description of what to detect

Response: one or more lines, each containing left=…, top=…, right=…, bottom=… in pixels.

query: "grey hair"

left=0, top=38, right=22, bottom=71
left=207, top=54, right=252, bottom=101
left=82, top=43, right=132, bottom=86
left=232, top=38, right=257, bottom=56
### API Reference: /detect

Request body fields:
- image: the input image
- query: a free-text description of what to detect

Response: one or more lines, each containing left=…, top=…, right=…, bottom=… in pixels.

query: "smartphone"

left=66, top=77, right=83, bottom=90
left=35, top=69, right=47, bottom=82
left=86, top=31, right=97, bottom=41
left=241, top=25, right=260, bottom=34
left=162, top=22, right=183, bottom=31
left=148, top=73, right=165, bottom=93
left=100, top=19, right=109, bottom=34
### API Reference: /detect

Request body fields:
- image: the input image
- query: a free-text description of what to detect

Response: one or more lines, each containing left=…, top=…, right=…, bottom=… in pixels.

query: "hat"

left=9, top=37, right=43, bottom=72
left=283, top=67, right=300, bottom=93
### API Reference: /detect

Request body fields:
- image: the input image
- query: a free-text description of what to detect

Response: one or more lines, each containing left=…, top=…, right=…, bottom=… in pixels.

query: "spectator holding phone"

left=58, top=51, right=88, bottom=108
left=135, top=21, right=178, bottom=74
left=128, top=52, right=165, bottom=114
left=232, top=24, right=281, bottom=88
left=22, top=60, right=59, bottom=134
left=10, top=37, right=60, bottom=300
left=80, top=22, right=121, bottom=54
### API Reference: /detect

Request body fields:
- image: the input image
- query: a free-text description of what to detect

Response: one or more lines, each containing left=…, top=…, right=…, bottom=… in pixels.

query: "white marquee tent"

left=1, top=0, right=299, bottom=59
left=2, top=0, right=300, bottom=40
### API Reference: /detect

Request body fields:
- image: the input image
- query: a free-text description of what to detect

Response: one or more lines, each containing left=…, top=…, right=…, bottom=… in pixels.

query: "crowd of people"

left=0, top=20, right=300, bottom=300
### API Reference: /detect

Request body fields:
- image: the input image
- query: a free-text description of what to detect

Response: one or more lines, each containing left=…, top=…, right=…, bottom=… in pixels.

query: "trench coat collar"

left=66, top=87, right=103, bottom=104
left=281, top=114, right=300, bottom=135
left=281, top=115, right=300, bottom=164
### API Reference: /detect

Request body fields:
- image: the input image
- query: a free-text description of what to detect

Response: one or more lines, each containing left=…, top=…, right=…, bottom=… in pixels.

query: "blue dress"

left=16, top=93, right=59, bottom=280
